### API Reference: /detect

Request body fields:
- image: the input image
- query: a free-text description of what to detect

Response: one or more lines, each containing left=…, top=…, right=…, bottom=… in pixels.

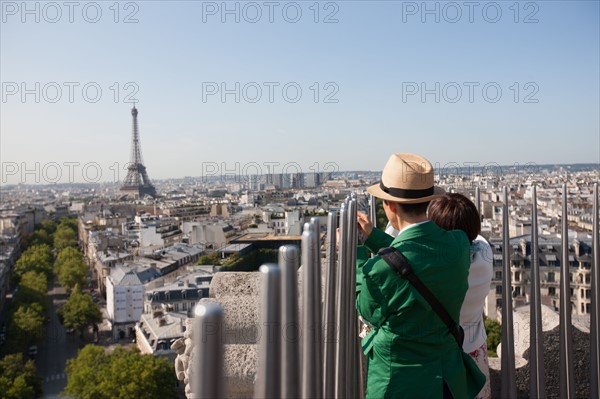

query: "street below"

left=37, top=280, right=79, bottom=399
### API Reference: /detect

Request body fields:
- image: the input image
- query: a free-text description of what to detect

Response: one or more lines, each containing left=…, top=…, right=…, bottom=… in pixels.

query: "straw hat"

left=367, top=153, right=445, bottom=203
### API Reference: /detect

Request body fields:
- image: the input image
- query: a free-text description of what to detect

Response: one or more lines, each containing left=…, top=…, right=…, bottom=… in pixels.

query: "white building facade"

left=106, top=266, right=145, bottom=339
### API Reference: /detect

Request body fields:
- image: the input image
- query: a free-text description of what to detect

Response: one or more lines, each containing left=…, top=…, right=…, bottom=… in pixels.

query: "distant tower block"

left=120, top=105, right=157, bottom=198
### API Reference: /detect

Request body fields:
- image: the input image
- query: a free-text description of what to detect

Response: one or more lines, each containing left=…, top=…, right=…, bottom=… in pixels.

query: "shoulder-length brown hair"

left=427, top=193, right=481, bottom=242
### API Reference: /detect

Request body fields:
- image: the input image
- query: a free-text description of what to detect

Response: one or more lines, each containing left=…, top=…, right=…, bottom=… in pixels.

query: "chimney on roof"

left=572, top=238, right=581, bottom=257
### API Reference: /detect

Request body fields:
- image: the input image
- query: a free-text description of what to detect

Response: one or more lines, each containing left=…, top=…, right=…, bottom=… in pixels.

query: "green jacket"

left=356, top=222, right=485, bottom=398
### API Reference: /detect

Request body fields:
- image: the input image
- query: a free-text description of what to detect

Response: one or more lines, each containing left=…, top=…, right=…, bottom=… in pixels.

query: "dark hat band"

left=380, top=181, right=434, bottom=199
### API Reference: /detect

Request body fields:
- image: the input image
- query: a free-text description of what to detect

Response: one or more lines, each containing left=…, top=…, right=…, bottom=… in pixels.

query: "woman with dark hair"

left=427, top=193, right=493, bottom=399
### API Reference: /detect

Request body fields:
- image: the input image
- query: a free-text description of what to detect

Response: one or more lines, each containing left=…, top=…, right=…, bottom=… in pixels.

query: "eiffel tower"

left=120, top=105, right=157, bottom=198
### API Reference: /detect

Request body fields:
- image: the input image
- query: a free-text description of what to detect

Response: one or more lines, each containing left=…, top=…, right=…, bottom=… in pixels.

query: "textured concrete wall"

left=198, top=297, right=259, bottom=345
left=174, top=272, right=262, bottom=398
left=209, top=272, right=261, bottom=298
left=174, top=260, right=330, bottom=398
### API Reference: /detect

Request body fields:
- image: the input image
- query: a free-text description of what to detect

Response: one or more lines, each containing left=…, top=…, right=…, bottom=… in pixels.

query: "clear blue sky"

left=1, top=1, right=599, bottom=184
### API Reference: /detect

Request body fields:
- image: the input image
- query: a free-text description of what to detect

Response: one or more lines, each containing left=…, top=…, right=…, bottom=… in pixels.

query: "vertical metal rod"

left=346, top=199, right=358, bottom=399
left=529, top=185, right=546, bottom=398
left=334, top=204, right=348, bottom=399
left=301, top=226, right=322, bottom=399
left=559, top=183, right=575, bottom=399
left=351, top=198, right=365, bottom=399
left=475, top=186, right=481, bottom=217
left=355, top=318, right=365, bottom=399
left=501, top=186, right=517, bottom=399
left=369, top=194, right=377, bottom=231
left=192, top=303, right=225, bottom=399
left=309, top=219, right=324, bottom=399
left=323, top=211, right=338, bottom=399
left=255, top=264, right=281, bottom=399
left=591, top=182, right=600, bottom=398
left=279, top=246, right=300, bottom=399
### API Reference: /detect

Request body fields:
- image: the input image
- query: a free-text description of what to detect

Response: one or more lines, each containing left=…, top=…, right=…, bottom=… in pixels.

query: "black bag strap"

left=378, top=247, right=465, bottom=348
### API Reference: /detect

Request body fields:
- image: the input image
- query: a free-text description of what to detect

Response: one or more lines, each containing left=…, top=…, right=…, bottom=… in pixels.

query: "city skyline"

left=1, top=1, right=599, bottom=185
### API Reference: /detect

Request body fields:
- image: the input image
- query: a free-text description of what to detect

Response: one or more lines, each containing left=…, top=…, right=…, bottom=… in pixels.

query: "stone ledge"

left=223, top=344, right=257, bottom=399
left=198, top=297, right=259, bottom=345
left=210, top=272, right=261, bottom=298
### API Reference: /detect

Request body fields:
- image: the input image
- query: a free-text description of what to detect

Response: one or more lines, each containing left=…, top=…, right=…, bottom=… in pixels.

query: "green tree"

left=8, top=302, right=45, bottom=350
left=54, top=225, right=77, bottom=251
left=54, top=247, right=81, bottom=273
left=14, top=271, right=48, bottom=310
left=197, top=252, right=221, bottom=265
left=40, top=219, right=57, bottom=234
left=19, top=271, right=48, bottom=296
left=0, top=353, right=43, bottom=399
left=30, top=228, right=52, bottom=246
left=220, top=249, right=279, bottom=272
left=58, top=286, right=102, bottom=337
left=57, top=258, right=88, bottom=293
left=14, top=244, right=53, bottom=281
left=484, top=317, right=502, bottom=357
left=25, top=219, right=56, bottom=247
left=64, top=345, right=177, bottom=399
left=58, top=217, right=78, bottom=232
left=55, top=247, right=88, bottom=292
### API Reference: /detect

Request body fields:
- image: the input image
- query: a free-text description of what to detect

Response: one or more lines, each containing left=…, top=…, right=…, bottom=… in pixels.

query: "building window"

left=581, top=289, right=585, bottom=297
left=547, top=272, right=555, bottom=282
left=514, top=272, right=520, bottom=282
left=587, top=303, right=591, bottom=313
left=581, top=262, right=591, bottom=270
left=570, top=288, right=574, bottom=297
left=515, top=286, right=521, bottom=296
left=586, top=289, right=591, bottom=299
left=548, top=287, right=556, bottom=296
left=496, top=286, right=502, bottom=294
left=586, top=274, right=591, bottom=284
left=581, top=303, right=584, bottom=313
left=182, top=302, right=187, bottom=310
left=495, top=271, right=502, bottom=280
